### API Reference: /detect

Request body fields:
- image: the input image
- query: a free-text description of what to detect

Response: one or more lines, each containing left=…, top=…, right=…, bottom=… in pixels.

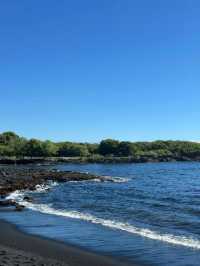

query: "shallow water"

left=1, top=162, right=200, bottom=265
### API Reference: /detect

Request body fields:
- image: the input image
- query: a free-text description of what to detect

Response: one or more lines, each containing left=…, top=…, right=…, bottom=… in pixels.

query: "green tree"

left=0, top=131, right=20, bottom=145
left=86, top=143, right=99, bottom=154
left=58, top=142, right=89, bottom=157
left=118, top=141, right=138, bottom=156
left=23, top=139, right=43, bottom=157
left=41, top=141, right=58, bottom=157
left=98, top=139, right=119, bottom=156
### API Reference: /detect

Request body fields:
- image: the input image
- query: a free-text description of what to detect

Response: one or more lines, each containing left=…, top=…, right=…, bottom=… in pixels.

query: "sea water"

left=1, top=162, right=200, bottom=266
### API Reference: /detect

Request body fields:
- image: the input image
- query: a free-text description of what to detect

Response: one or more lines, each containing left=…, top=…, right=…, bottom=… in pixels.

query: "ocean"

left=1, top=162, right=200, bottom=266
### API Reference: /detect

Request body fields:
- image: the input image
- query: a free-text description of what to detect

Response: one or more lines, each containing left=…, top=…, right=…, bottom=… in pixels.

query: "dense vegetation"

left=1, top=131, right=200, bottom=162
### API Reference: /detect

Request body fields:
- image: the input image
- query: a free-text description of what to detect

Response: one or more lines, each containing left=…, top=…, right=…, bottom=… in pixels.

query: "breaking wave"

left=35, top=181, right=58, bottom=192
left=6, top=181, right=58, bottom=200
left=101, top=176, right=130, bottom=183
left=7, top=191, right=200, bottom=250
left=69, top=176, right=129, bottom=183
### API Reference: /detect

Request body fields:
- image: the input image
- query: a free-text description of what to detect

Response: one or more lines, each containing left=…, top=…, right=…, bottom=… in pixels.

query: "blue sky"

left=0, top=0, right=200, bottom=142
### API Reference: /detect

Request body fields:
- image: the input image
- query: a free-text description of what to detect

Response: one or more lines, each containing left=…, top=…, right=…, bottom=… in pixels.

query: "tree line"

left=0, top=131, right=200, bottom=161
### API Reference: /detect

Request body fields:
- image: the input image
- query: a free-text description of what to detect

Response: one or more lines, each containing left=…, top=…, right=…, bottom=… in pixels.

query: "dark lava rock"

left=0, top=167, right=102, bottom=202
left=15, top=204, right=25, bottom=211
left=0, top=199, right=16, bottom=207
left=23, top=196, right=32, bottom=202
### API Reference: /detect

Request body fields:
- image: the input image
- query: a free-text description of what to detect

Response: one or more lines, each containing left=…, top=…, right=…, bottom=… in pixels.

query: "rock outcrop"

left=0, top=168, right=103, bottom=211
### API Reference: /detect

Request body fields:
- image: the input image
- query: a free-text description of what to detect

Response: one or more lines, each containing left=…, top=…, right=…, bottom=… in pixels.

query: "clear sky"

left=0, top=0, right=200, bottom=142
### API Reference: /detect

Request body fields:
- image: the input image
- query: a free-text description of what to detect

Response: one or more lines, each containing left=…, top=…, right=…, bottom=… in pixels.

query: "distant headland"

left=0, top=131, right=200, bottom=164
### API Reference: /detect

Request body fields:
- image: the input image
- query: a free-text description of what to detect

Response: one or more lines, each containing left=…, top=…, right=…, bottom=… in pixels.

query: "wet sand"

left=0, top=167, right=141, bottom=266
left=0, top=220, right=138, bottom=266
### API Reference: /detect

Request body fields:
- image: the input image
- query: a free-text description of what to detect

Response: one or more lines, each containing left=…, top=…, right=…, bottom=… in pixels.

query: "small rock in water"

left=23, top=196, right=32, bottom=202
left=0, top=199, right=15, bottom=207
left=15, top=204, right=25, bottom=211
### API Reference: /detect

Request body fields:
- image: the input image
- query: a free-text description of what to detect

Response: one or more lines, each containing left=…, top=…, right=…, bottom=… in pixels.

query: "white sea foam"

left=6, top=178, right=200, bottom=250
left=14, top=200, right=200, bottom=250
left=102, top=176, right=129, bottom=183
left=35, top=181, right=58, bottom=192
left=6, top=190, right=25, bottom=201
left=68, top=176, right=129, bottom=183
left=6, top=181, right=58, bottom=200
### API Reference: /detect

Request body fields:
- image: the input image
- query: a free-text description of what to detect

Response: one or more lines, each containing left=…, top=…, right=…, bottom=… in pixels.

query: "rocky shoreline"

left=0, top=167, right=139, bottom=266
left=0, top=155, right=199, bottom=165
left=0, top=168, right=104, bottom=211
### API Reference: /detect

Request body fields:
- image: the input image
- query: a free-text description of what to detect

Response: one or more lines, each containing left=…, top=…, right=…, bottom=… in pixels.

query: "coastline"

left=0, top=167, right=140, bottom=266
left=0, top=219, right=138, bottom=266
left=0, top=155, right=199, bottom=165
left=1, top=163, right=200, bottom=265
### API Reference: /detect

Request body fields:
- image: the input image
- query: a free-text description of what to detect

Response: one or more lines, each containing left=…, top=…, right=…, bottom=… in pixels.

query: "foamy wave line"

left=6, top=181, right=58, bottom=201
left=69, top=176, right=129, bottom=183
left=6, top=190, right=25, bottom=200
left=102, top=176, right=129, bottom=183
left=35, top=181, right=58, bottom=192
left=17, top=201, right=200, bottom=250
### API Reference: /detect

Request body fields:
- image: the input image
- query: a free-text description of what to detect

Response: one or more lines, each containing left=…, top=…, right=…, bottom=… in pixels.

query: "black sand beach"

left=0, top=220, right=136, bottom=266
left=0, top=168, right=139, bottom=266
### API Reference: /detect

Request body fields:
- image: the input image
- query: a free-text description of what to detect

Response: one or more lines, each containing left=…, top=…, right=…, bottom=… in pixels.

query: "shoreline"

left=0, top=156, right=199, bottom=165
left=0, top=167, right=141, bottom=265
left=0, top=219, right=138, bottom=266
left=0, top=167, right=105, bottom=198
